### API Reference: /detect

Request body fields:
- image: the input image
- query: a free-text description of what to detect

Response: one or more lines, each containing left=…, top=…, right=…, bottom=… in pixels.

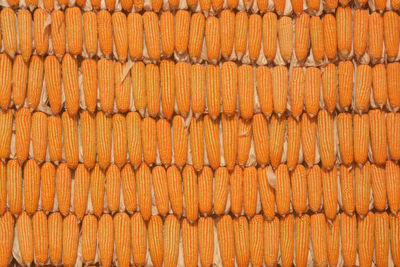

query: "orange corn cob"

left=0, top=54, right=11, bottom=110
left=15, top=107, right=31, bottom=164
left=220, top=10, right=235, bottom=59
left=321, top=64, right=337, bottom=112
left=98, top=214, right=114, bottom=267
left=112, top=12, right=128, bottom=62
left=355, top=163, right=372, bottom=217
left=280, top=214, right=294, bottom=267
left=310, top=16, right=324, bottom=62
left=187, top=0, right=198, bottom=9
left=384, top=11, right=400, bottom=60
left=256, top=66, right=273, bottom=117
left=291, top=165, right=307, bottom=214
left=156, top=119, right=172, bottom=165
left=211, top=0, right=223, bottom=11
left=278, top=16, right=293, bottom=62
left=257, top=166, right=275, bottom=220
left=340, top=165, right=355, bottom=215
left=160, top=12, right=174, bottom=58
left=295, top=215, right=310, bottom=267
left=0, top=110, right=12, bottom=159
left=130, top=62, right=146, bottom=113
left=62, top=112, right=79, bottom=169
left=238, top=65, right=254, bottom=119
left=276, top=164, right=291, bottom=215
left=221, top=61, right=237, bottom=116
left=305, top=67, right=321, bottom=117
left=151, top=0, right=162, bottom=11
left=80, top=112, right=96, bottom=169
left=121, top=164, right=137, bottom=212
left=83, top=12, right=97, bottom=57
left=230, top=166, right=244, bottom=216
left=375, top=212, right=389, bottom=267
left=295, top=13, right=310, bottom=62
left=204, top=115, right=221, bottom=169
left=152, top=166, right=169, bottom=216
left=50, top=10, right=65, bottom=58
left=264, top=217, right=280, bottom=266
left=198, top=217, right=214, bottom=267
left=136, top=163, right=152, bottom=221
left=126, top=112, right=142, bottom=168
left=17, top=10, right=32, bottom=61
left=11, top=55, right=28, bottom=107
left=97, top=10, right=113, bottom=57
left=206, top=64, right=221, bottom=119
left=32, top=211, right=48, bottom=265
left=34, top=8, right=50, bottom=56
left=387, top=62, right=400, bottom=111
left=291, top=0, right=303, bottom=15
left=173, top=116, right=188, bottom=167
left=355, top=65, right=372, bottom=112
left=272, top=65, right=288, bottom=116
left=105, top=164, right=121, bottom=213
left=371, top=164, right=387, bottom=211
left=189, top=13, right=205, bottom=61
left=301, top=113, right=317, bottom=166
left=237, top=118, right=252, bottom=166
left=115, top=62, right=131, bottom=113
left=354, top=9, right=368, bottom=58
left=182, top=219, right=199, bottom=267
left=222, top=113, right=238, bottom=171
left=217, top=215, right=235, bottom=267
left=337, top=7, right=352, bottom=58
left=214, top=167, right=229, bottom=215
left=105, top=0, right=116, bottom=10
left=199, top=0, right=211, bottom=11
left=163, top=215, right=180, bottom=267
left=40, top=163, right=55, bottom=212
left=148, top=215, right=163, bottom=267
left=198, top=166, right=213, bottom=215
left=56, top=164, right=72, bottom=216
left=323, top=14, right=337, bottom=60
left=248, top=14, right=262, bottom=61
left=113, top=114, right=128, bottom=167
left=0, top=163, right=5, bottom=215
left=235, top=12, right=248, bottom=59
left=190, top=116, right=204, bottom=171
left=368, top=12, right=383, bottom=62
left=127, top=13, right=143, bottom=60
left=23, top=160, right=40, bottom=215
left=90, top=164, right=105, bottom=217
left=358, top=212, right=375, bottom=267
left=131, top=213, right=147, bottom=266
left=81, top=59, right=97, bottom=113
left=269, top=115, right=286, bottom=167
left=44, top=56, right=62, bottom=114
left=337, top=113, right=354, bottom=165
left=17, top=212, right=34, bottom=265
left=62, top=54, right=79, bottom=115
left=81, top=215, right=98, bottom=263
left=386, top=161, right=400, bottom=214
left=114, top=213, right=131, bottom=267
left=327, top=216, right=340, bottom=267
left=191, top=64, right=206, bottom=116
left=143, top=12, right=161, bottom=61
left=243, top=167, right=257, bottom=218
left=48, top=212, right=62, bottom=265
left=175, top=62, right=190, bottom=117
left=1, top=9, right=17, bottom=58
left=390, top=213, right=400, bottom=266
left=310, top=213, right=328, bottom=267
left=369, top=109, right=387, bottom=165
left=98, top=58, right=114, bottom=114
left=286, top=117, right=301, bottom=170
left=307, top=0, right=320, bottom=11
left=160, top=60, right=175, bottom=119
left=96, top=112, right=112, bottom=169
left=63, top=215, right=79, bottom=267
left=249, top=215, right=264, bottom=267
left=307, top=165, right=322, bottom=212
left=375, top=0, right=386, bottom=10
left=353, top=114, right=369, bottom=164
left=65, top=8, right=82, bottom=56
left=167, top=165, right=183, bottom=216
left=386, top=113, right=400, bottom=160
left=233, top=217, right=250, bottom=267
left=27, top=56, right=44, bottom=110
left=338, top=61, right=354, bottom=110
left=183, top=165, right=199, bottom=221
left=262, top=13, right=277, bottom=61
left=321, top=166, right=338, bottom=220
left=318, top=110, right=335, bottom=169
left=205, top=16, right=220, bottom=63
left=175, top=10, right=190, bottom=55
left=372, top=64, right=387, bottom=108
left=289, top=68, right=305, bottom=119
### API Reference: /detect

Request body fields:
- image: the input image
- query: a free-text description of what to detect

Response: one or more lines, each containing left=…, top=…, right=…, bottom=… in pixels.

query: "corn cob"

left=0, top=54, right=11, bottom=111
left=17, top=212, right=34, bottom=265
left=387, top=113, right=400, bottom=161
left=48, top=212, right=62, bottom=265
left=384, top=11, right=400, bottom=60
left=295, top=13, right=310, bottom=62
left=33, top=9, right=49, bottom=56
left=152, top=0, right=162, bottom=11
left=204, top=115, right=221, bottom=169
left=111, top=12, right=128, bottom=62
left=81, top=215, right=97, bottom=263
left=98, top=58, right=115, bottom=114
left=238, top=65, right=254, bottom=119
left=27, top=56, right=44, bottom=110
left=230, top=165, right=243, bottom=216
left=113, top=213, right=131, bottom=267
left=288, top=68, right=305, bottom=119
left=222, top=113, right=238, bottom=170
left=11, top=55, right=28, bottom=107
left=90, top=164, right=105, bottom=217
left=15, top=107, right=31, bottom=164
left=358, top=212, right=375, bottom=267
left=206, top=64, right=221, bottom=119
left=375, top=0, right=386, bottom=10
left=98, top=214, right=114, bottom=267
left=318, top=110, right=335, bottom=169
left=160, top=60, right=175, bottom=119
left=257, top=166, right=274, bottom=220
left=278, top=16, right=293, bottom=62
left=156, top=119, right=171, bottom=165
left=354, top=9, right=368, bottom=58
left=371, top=164, right=387, bottom=211
left=152, top=166, right=169, bottom=216
left=233, top=217, right=250, bottom=267
left=164, top=214, right=180, bottom=267
left=276, top=164, right=291, bottom=215
left=323, top=14, right=337, bottom=60
left=307, top=165, right=322, bottom=213
left=355, top=163, right=372, bottom=217
left=371, top=64, right=387, bottom=108
left=160, top=12, right=174, bottom=58
left=1, top=9, right=17, bottom=59
left=32, top=211, right=48, bottom=265
left=81, top=59, right=97, bottom=113
left=338, top=61, right=354, bottom=110
left=305, top=67, right=321, bottom=117
left=284, top=117, right=300, bottom=169
left=121, top=164, right=137, bottom=212
left=295, top=215, right=310, bottom=267
left=264, top=217, right=280, bottom=266
left=246, top=215, right=263, bottom=267
left=143, top=12, right=161, bottom=61
left=337, top=7, right=352, bottom=58
left=96, top=112, right=112, bottom=169
left=353, top=114, right=369, bottom=165
left=62, top=54, right=79, bottom=115
left=217, top=215, right=235, bottom=267
left=44, top=56, right=62, bottom=114
left=262, top=12, right=277, bottom=61
left=291, top=165, right=307, bottom=214
left=375, top=212, right=389, bottom=267
left=82, top=12, right=97, bottom=57
left=321, top=166, right=338, bottom=220
left=189, top=13, right=205, bottom=60
left=368, top=12, right=383, bottom=61
left=172, top=116, right=188, bottom=168
left=355, top=65, right=372, bottom=112
left=105, top=164, right=121, bottom=213
left=198, top=217, right=214, bottom=267
left=256, top=66, right=273, bottom=117
left=272, top=65, right=288, bottom=115
left=248, top=14, right=262, bottom=61
left=129, top=64, right=145, bottom=114
left=387, top=62, right=400, bottom=111
left=65, top=8, right=83, bottom=56
left=127, top=13, right=143, bottom=60
left=136, top=163, right=152, bottom=221
left=148, top=215, right=163, bottom=267
left=205, top=16, right=220, bottom=63
left=16, top=11, right=32, bottom=64
left=309, top=16, right=325, bottom=62
left=199, top=166, right=213, bottom=215
left=41, top=163, right=55, bottom=212
left=175, top=62, right=190, bottom=117
left=235, top=12, right=248, bottom=59
left=0, top=110, right=12, bottom=159
left=23, top=160, right=40, bottom=215
left=95, top=10, right=112, bottom=57
left=190, top=116, right=204, bottom=171
left=0, top=163, right=5, bottom=215
left=50, top=10, right=65, bottom=58
left=0, top=212, right=14, bottom=267
left=243, top=167, right=257, bottom=218
left=131, top=213, right=147, bottom=266
left=269, top=115, right=286, bottom=168
left=321, top=64, right=337, bottom=113
left=115, top=62, right=131, bottom=113
left=386, top=161, right=400, bottom=214
left=221, top=61, right=238, bottom=116
left=369, top=109, right=387, bottom=165
left=199, top=0, right=211, bottom=12
left=212, top=0, right=223, bottom=11
left=280, top=214, right=294, bottom=267
left=326, top=215, right=340, bottom=267
left=337, top=113, right=354, bottom=165
left=113, top=114, right=128, bottom=167
left=310, top=213, right=328, bottom=267
left=301, top=113, right=317, bottom=166
left=340, top=165, right=355, bottom=215
left=214, top=167, right=229, bottom=215
left=182, top=165, right=198, bottom=221
left=182, top=219, right=199, bottom=267
left=56, top=164, right=72, bottom=216
left=80, top=112, right=96, bottom=169
left=191, top=64, right=206, bottom=116
left=237, top=118, right=252, bottom=166
left=390, top=213, right=400, bottom=266
left=62, top=112, right=79, bottom=169
left=175, top=10, right=190, bottom=55
left=220, top=10, right=235, bottom=59
left=126, top=112, right=142, bottom=168
left=105, top=0, right=116, bottom=9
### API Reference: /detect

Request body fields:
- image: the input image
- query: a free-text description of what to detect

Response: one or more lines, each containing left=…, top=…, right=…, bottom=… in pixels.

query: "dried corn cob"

left=238, top=65, right=254, bottom=119
left=182, top=219, right=199, bottom=267
left=327, top=216, right=340, bottom=267
left=32, top=211, right=48, bottom=265
left=148, top=215, right=163, bottom=267
left=310, top=213, right=328, bottom=267
left=160, top=12, right=174, bottom=58
left=90, top=164, right=105, bottom=217
left=386, top=161, right=400, bottom=214
left=310, top=16, right=325, bottom=62
left=230, top=166, right=244, bottom=216
left=272, top=66, right=288, bottom=116
left=233, top=217, right=250, bottom=267
left=307, top=165, right=322, bottom=212
left=0, top=54, right=11, bottom=111
left=126, top=112, right=142, bottom=168
left=353, top=114, right=369, bottom=164
left=56, top=164, right=72, bottom=216
left=160, top=60, right=175, bottom=119
left=338, top=61, right=354, bottom=110
left=131, top=213, right=147, bottom=266
left=27, top=56, right=44, bottom=110
left=65, top=8, right=82, bottom=56
left=269, top=115, right=286, bottom=167
left=340, top=165, right=355, bottom=215
left=280, top=214, right=294, bottom=267
left=278, top=16, right=293, bottom=62
left=0, top=163, right=5, bottom=215
left=83, top=12, right=97, bottom=57
left=220, top=10, right=235, bottom=59
left=143, top=12, right=161, bottom=61
left=355, top=163, right=372, bottom=217
left=206, top=64, right=221, bottom=119
left=113, top=114, right=128, bottom=167
left=48, top=212, right=62, bottom=265
left=248, top=14, right=262, bottom=61
left=387, top=113, right=400, bottom=161
left=1, top=9, right=17, bottom=58
left=368, top=12, right=383, bottom=62
left=221, top=61, right=238, bottom=116
left=371, top=164, right=387, bottom=211
left=130, top=62, right=146, bottom=113
left=286, top=117, right=301, bottom=169
left=372, top=64, right=387, bottom=108
left=264, top=217, right=280, bottom=266
left=191, top=64, right=206, bottom=116
left=183, top=165, right=199, bottom=221
left=323, top=14, right=337, bottom=60
left=175, top=10, right=190, bottom=55
left=358, top=212, right=375, bottom=267
left=337, top=7, right=352, bottom=58
left=321, top=166, right=338, bottom=220
left=318, top=110, right=335, bottom=169
left=121, top=164, right=137, bottom=212
left=289, top=68, right=305, bottom=119
left=295, top=215, right=310, bottom=267
left=390, top=213, right=400, bottom=266
left=114, top=62, right=131, bottom=113
left=62, top=54, right=79, bottom=115
left=199, top=166, right=213, bottom=215
left=136, top=163, right=152, bottom=221
left=337, top=113, right=354, bottom=165
left=80, top=112, right=96, bottom=169
left=354, top=9, right=368, bottom=58
left=257, top=166, right=275, bottom=220
left=305, top=67, right=321, bottom=117
left=11, top=55, right=28, bottom=107
left=17, top=212, right=34, bottom=265
left=112, top=12, right=128, bottom=62
left=114, top=213, right=131, bottom=267
left=198, top=217, right=214, bottom=267
left=97, top=10, right=113, bottom=57
left=369, top=109, right=387, bottom=165
left=204, top=115, right=221, bottom=169
left=384, top=11, right=399, bottom=61
left=248, top=215, right=263, bottom=267
left=44, top=56, right=62, bottom=114
left=152, top=166, right=169, bottom=216
left=81, top=215, right=97, bottom=263
left=291, top=165, right=307, bottom=214
left=175, top=62, right=190, bottom=117
left=262, top=13, right=277, bottom=61
left=256, top=66, right=273, bottom=117
left=214, top=167, right=229, bottom=215
left=295, top=13, right=310, bottom=62
left=127, top=13, right=143, bottom=60
left=189, top=13, right=205, bottom=60
left=217, top=215, right=235, bottom=267
left=237, top=118, right=251, bottom=166
left=23, top=160, right=40, bottom=215
left=0, top=212, right=14, bottom=267
left=205, top=16, right=220, bottom=63
left=375, top=212, right=389, bottom=267
left=40, top=163, right=55, bottom=212
left=81, top=59, right=97, bottom=113
left=156, top=119, right=172, bottom=165
left=387, top=62, right=400, bottom=111
left=276, top=164, right=291, bottom=216
left=15, top=107, right=31, bottom=164
left=98, top=58, right=115, bottom=114
left=62, top=112, right=79, bottom=169
left=301, top=113, right=317, bottom=166
left=98, top=214, right=114, bottom=267
left=173, top=116, right=188, bottom=167
left=235, top=12, right=248, bottom=59
left=243, top=167, right=257, bottom=218
left=96, top=112, right=112, bottom=169
left=321, top=64, right=337, bottom=112
left=190, top=116, right=204, bottom=171
left=163, top=215, right=180, bottom=267
left=222, top=113, right=238, bottom=170
left=105, top=164, right=121, bottom=213
left=34, top=9, right=49, bottom=56
left=0, top=110, right=12, bottom=159
left=355, top=65, right=372, bottom=112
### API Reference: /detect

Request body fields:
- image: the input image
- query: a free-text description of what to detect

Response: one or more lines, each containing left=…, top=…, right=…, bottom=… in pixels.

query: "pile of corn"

left=0, top=0, right=400, bottom=265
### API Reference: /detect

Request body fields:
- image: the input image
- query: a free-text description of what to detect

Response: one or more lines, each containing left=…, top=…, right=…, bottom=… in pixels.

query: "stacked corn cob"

left=0, top=0, right=400, bottom=266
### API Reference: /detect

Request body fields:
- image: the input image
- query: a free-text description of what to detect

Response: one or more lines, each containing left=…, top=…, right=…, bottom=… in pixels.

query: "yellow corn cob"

left=243, top=167, right=257, bottom=218
left=256, top=66, right=273, bottom=117
left=131, top=213, right=148, bottom=266
left=295, top=215, right=310, bottom=267
left=214, top=167, right=229, bottom=215
left=264, top=217, right=280, bottom=266
left=338, top=61, right=354, bottom=110
left=276, top=164, right=290, bottom=215
left=17, top=10, right=32, bottom=62
left=40, top=163, right=55, bottom=212
left=0, top=163, right=5, bottom=215
left=262, top=12, right=277, bottom=61
left=286, top=117, right=301, bottom=170
left=115, top=63, right=131, bottom=113
left=248, top=14, right=262, bottom=61
left=96, top=112, right=112, bottom=169
left=318, top=110, right=335, bottom=169
left=23, top=160, right=40, bottom=215
left=237, top=118, right=251, bottom=166
left=221, top=61, right=237, bottom=116
left=160, top=12, right=174, bottom=58
left=337, top=113, right=354, bottom=165
left=98, top=214, right=114, bottom=267
left=111, top=12, right=128, bottom=62
left=327, top=216, right=340, bottom=267
left=160, top=60, right=175, bottom=119
left=204, top=115, right=221, bottom=169
left=238, top=65, right=254, bottom=119
left=321, top=64, right=337, bottom=112
left=371, top=164, right=387, bottom=211
left=222, top=113, right=238, bottom=171
left=17, top=211, right=34, bottom=265
left=355, top=163, right=372, bottom=217
left=62, top=54, right=79, bottom=115
left=113, top=213, right=131, bottom=267
left=304, top=67, right=321, bottom=117
left=371, top=64, right=387, bottom=108
left=56, top=164, right=72, bottom=216
left=136, top=163, right=152, bottom=221
left=33, top=8, right=50, bottom=56
left=340, top=165, right=355, bottom=215
left=321, top=166, right=338, bottom=220
left=127, top=13, right=143, bottom=60
left=156, top=119, right=172, bottom=165
left=182, top=219, right=199, bottom=267
left=143, top=12, right=161, bottom=61
left=310, top=213, right=328, bottom=267
left=230, top=165, right=243, bottom=216
left=288, top=68, right=305, bottom=119
left=386, top=161, right=400, bottom=214
left=48, top=212, right=62, bottom=265
left=354, top=9, right=368, bottom=58
left=1, top=9, right=17, bottom=58
left=190, top=116, right=204, bottom=171
left=105, top=164, right=121, bottom=213
left=50, top=10, right=66, bottom=58
left=44, top=56, right=62, bottom=114
left=82, top=12, right=97, bottom=57
left=247, top=216, right=263, bottom=267
left=0, top=54, right=11, bottom=110
left=81, top=59, right=97, bottom=113
left=183, top=165, right=199, bottom=221
left=199, top=166, right=213, bottom=215
left=220, top=10, right=235, bottom=59
left=121, top=164, right=137, bottom=212
left=190, top=64, right=205, bottom=116
left=206, top=64, right=221, bottom=119
left=301, top=113, right=317, bottom=166
left=0, top=110, right=12, bottom=159
left=97, top=10, right=113, bottom=58
left=98, top=58, right=115, bottom=114
left=126, top=112, right=142, bottom=168
left=355, top=65, right=372, bottom=112
left=390, top=213, right=400, bottom=266
left=369, top=109, right=387, bottom=165
left=257, top=166, right=275, bottom=220
left=291, top=165, right=307, bottom=214
left=386, top=113, right=400, bottom=161
left=307, top=165, right=322, bottom=212
left=130, top=63, right=146, bottom=113
left=152, top=166, right=169, bottom=216
left=269, top=116, right=286, bottom=167
left=112, top=114, right=128, bottom=167
left=148, top=215, right=163, bottom=267
left=163, top=214, right=180, bottom=267
left=189, top=13, right=205, bottom=60
left=309, top=16, right=325, bottom=62
left=387, top=62, right=400, bottom=110
left=205, top=16, right=220, bottom=63
left=27, top=56, right=44, bottom=110
left=353, top=114, right=369, bottom=165
left=172, top=116, right=188, bottom=167
left=146, top=63, right=160, bottom=117
left=233, top=217, right=250, bottom=267
left=11, top=55, right=28, bottom=107
left=235, top=12, right=248, bottom=59
left=358, top=212, right=375, bottom=267
left=15, top=107, right=31, bottom=164
left=198, top=217, right=214, bottom=267
left=65, top=8, right=82, bottom=56
left=323, top=14, right=337, bottom=60
left=62, top=112, right=79, bottom=169
left=295, top=13, right=310, bottom=62
left=278, top=16, right=293, bottom=62
left=80, top=112, right=96, bottom=169
left=175, top=62, right=190, bottom=117
left=217, top=215, right=235, bottom=267
left=174, top=10, right=190, bottom=55
left=32, top=211, right=48, bottom=265
left=384, top=11, right=400, bottom=61
left=337, top=7, right=352, bottom=58
left=280, top=214, right=294, bottom=267
left=81, top=215, right=98, bottom=263
left=375, top=212, right=389, bottom=267
left=368, top=13, right=383, bottom=62
left=272, top=65, right=288, bottom=116
left=90, top=164, right=105, bottom=217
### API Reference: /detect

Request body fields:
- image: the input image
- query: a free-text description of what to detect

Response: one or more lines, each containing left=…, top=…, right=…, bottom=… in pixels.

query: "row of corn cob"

left=1, top=109, right=399, bottom=169
left=1, top=8, right=399, bottom=63
left=1, top=160, right=399, bottom=220
left=2, top=53, right=400, bottom=116
left=1, top=211, right=400, bottom=267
